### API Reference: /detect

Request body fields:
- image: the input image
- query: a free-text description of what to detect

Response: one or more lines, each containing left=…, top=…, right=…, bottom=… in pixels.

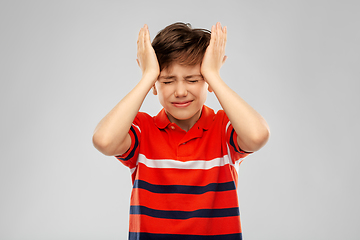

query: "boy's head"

left=152, top=22, right=211, bottom=72
left=151, top=23, right=212, bottom=130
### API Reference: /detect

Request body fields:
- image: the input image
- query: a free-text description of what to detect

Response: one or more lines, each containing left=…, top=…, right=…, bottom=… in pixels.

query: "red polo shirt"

left=116, top=105, right=251, bottom=240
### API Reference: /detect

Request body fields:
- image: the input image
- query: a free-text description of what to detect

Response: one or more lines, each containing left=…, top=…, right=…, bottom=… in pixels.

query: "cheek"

left=192, top=83, right=208, bottom=99
left=200, top=88, right=208, bottom=101
left=156, top=85, right=173, bottom=102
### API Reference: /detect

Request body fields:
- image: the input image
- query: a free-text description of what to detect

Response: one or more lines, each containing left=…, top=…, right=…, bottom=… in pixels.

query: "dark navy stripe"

left=130, top=205, right=239, bottom=219
left=118, top=126, right=139, bottom=161
left=230, top=129, right=246, bottom=154
left=133, top=179, right=236, bottom=194
left=129, top=232, right=242, bottom=240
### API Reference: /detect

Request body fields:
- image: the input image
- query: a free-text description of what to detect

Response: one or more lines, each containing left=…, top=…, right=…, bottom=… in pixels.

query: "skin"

left=93, top=22, right=270, bottom=156
left=154, top=63, right=209, bottom=131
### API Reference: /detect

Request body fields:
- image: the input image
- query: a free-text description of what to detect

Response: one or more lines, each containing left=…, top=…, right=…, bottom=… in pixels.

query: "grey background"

left=1, top=0, right=359, bottom=239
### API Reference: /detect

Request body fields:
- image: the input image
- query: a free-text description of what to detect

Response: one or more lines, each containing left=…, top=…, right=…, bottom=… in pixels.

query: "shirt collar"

left=154, top=105, right=215, bottom=131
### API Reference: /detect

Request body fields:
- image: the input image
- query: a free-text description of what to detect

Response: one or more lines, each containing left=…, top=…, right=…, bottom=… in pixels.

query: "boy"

left=93, top=22, right=269, bottom=240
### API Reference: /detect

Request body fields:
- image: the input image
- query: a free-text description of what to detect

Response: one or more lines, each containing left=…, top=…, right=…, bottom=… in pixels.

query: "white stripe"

left=136, top=154, right=232, bottom=170
left=132, top=124, right=141, bottom=133
left=227, top=143, right=240, bottom=174
left=225, top=121, right=231, bottom=132
left=225, top=121, right=240, bottom=174
left=130, top=153, right=240, bottom=175
left=129, top=124, right=140, bottom=175
left=128, top=121, right=241, bottom=175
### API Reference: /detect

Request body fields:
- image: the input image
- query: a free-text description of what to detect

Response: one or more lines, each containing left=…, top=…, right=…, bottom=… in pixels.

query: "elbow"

left=239, top=126, right=270, bottom=152
left=253, top=127, right=270, bottom=150
left=251, top=119, right=270, bottom=151
left=92, top=132, right=116, bottom=156
left=92, top=131, right=130, bottom=156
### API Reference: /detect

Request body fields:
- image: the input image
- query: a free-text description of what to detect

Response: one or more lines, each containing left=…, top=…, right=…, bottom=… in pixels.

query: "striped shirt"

left=116, top=105, right=251, bottom=240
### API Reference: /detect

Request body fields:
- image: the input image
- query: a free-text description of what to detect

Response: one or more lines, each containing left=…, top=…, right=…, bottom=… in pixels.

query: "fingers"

left=136, top=24, right=160, bottom=78
left=137, top=24, right=152, bottom=52
left=201, top=22, right=228, bottom=76
left=217, top=22, right=226, bottom=47
left=137, top=26, right=143, bottom=54
left=223, top=25, right=227, bottom=47
left=144, top=24, right=151, bottom=44
left=210, top=25, right=216, bottom=46
left=210, top=22, right=227, bottom=48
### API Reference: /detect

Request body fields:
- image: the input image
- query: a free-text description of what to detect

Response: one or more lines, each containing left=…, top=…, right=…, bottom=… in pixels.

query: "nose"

left=174, top=81, right=187, bottom=97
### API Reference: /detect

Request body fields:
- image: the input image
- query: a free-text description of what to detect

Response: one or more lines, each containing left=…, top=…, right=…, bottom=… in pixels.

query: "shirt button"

left=170, top=126, right=175, bottom=130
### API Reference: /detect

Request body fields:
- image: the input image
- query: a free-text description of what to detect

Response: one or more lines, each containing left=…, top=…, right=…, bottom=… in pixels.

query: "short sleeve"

left=223, top=114, right=252, bottom=164
left=115, top=115, right=143, bottom=169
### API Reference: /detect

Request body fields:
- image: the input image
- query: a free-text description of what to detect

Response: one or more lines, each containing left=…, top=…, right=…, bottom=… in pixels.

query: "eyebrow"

left=185, top=74, right=203, bottom=79
left=159, top=74, right=203, bottom=80
left=159, top=75, right=176, bottom=80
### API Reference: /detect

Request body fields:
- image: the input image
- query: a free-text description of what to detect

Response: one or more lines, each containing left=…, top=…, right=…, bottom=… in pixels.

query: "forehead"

left=159, top=63, right=201, bottom=77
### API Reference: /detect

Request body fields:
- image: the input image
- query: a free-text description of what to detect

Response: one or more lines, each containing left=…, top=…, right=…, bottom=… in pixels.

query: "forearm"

left=93, top=75, right=155, bottom=156
left=201, top=22, right=268, bottom=151
left=93, top=24, right=159, bottom=156
left=206, top=73, right=270, bottom=152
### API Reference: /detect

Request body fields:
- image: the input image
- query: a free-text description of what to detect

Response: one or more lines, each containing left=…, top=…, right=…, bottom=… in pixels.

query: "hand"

left=201, top=22, right=227, bottom=80
left=136, top=24, right=160, bottom=81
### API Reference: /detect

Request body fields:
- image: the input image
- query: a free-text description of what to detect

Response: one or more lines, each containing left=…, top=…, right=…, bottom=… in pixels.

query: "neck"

left=166, top=109, right=202, bottom=132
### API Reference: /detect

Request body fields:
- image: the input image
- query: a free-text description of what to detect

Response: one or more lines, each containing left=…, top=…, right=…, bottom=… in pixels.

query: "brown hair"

left=152, top=22, right=211, bottom=71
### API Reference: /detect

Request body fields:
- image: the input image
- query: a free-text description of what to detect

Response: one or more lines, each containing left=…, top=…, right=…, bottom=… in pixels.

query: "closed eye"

left=187, top=80, right=200, bottom=83
left=162, top=81, right=174, bottom=84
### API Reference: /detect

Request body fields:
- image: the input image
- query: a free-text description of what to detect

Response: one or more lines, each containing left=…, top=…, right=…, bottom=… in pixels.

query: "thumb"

left=222, top=55, right=228, bottom=64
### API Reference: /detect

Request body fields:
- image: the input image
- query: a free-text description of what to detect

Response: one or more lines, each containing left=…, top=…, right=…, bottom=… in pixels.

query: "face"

left=154, top=63, right=210, bottom=129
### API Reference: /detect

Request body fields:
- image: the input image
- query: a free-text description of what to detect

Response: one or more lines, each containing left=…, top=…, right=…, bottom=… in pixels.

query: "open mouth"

left=171, top=100, right=193, bottom=108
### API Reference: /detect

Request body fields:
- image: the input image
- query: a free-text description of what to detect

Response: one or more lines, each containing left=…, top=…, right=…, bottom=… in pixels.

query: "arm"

left=92, top=24, right=160, bottom=156
left=201, top=22, right=270, bottom=152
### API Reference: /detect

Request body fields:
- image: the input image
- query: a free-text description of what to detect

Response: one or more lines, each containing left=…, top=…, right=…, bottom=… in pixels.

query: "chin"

left=169, top=108, right=201, bottom=120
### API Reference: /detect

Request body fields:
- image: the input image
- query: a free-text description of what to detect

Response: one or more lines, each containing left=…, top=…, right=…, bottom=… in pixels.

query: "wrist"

left=141, top=71, right=159, bottom=83
left=203, top=71, right=221, bottom=83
